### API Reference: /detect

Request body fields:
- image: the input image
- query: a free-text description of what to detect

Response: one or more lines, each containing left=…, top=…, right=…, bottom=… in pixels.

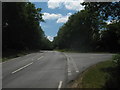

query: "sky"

left=30, top=0, right=84, bottom=41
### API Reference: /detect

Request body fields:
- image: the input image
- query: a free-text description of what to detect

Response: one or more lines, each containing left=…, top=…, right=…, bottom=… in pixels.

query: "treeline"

left=2, top=2, right=52, bottom=57
left=53, top=2, right=120, bottom=52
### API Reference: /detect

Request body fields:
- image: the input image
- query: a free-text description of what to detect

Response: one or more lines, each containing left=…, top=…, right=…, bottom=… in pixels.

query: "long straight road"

left=2, top=51, right=114, bottom=88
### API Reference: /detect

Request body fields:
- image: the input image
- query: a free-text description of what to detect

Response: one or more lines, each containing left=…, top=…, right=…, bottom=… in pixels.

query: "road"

left=2, top=51, right=114, bottom=88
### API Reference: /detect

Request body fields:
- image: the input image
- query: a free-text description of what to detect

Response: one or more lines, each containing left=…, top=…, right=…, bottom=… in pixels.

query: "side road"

left=64, top=53, right=115, bottom=83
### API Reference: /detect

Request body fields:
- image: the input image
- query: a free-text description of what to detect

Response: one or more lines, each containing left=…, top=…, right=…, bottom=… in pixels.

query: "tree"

left=2, top=2, right=52, bottom=57
left=100, top=21, right=120, bottom=52
left=53, top=2, right=120, bottom=52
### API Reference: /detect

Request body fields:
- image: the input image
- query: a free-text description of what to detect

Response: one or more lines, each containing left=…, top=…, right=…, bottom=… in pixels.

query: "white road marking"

left=65, top=53, right=80, bottom=76
left=68, top=70, right=72, bottom=76
left=66, top=54, right=72, bottom=76
left=76, top=70, right=79, bottom=73
left=58, top=81, right=63, bottom=90
left=68, top=71, right=71, bottom=73
left=12, top=62, right=33, bottom=74
left=71, top=57, right=79, bottom=73
left=37, top=56, right=44, bottom=60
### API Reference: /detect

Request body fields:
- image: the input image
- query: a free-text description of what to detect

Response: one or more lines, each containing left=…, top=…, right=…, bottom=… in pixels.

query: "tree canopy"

left=53, top=2, right=120, bottom=52
left=3, top=2, right=52, bottom=57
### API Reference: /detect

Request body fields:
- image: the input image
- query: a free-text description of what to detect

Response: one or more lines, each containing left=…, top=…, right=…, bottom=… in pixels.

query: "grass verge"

left=68, top=59, right=120, bottom=89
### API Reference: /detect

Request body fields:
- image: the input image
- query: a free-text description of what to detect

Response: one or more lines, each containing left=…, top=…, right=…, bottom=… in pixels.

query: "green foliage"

left=53, top=2, right=120, bottom=52
left=81, top=60, right=114, bottom=88
left=53, top=9, right=101, bottom=51
left=82, top=2, right=120, bottom=21
left=41, top=36, right=53, bottom=50
left=75, top=60, right=120, bottom=89
left=2, top=2, right=52, bottom=57
left=100, top=22, right=120, bottom=52
left=113, top=54, right=120, bottom=68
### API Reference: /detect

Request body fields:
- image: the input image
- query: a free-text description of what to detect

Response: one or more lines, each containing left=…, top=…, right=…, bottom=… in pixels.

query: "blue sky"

left=31, top=0, right=84, bottom=41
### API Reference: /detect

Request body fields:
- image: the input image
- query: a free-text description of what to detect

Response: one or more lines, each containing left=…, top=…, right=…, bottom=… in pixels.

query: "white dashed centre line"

left=12, top=62, right=33, bottom=74
left=58, top=81, right=63, bottom=90
left=37, top=56, right=44, bottom=60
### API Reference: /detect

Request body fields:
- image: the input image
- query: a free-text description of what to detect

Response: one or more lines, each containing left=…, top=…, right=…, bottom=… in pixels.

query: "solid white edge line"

left=12, top=62, right=33, bottom=74
left=66, top=54, right=72, bottom=76
left=64, top=54, right=72, bottom=76
left=65, top=53, right=79, bottom=75
left=71, top=57, right=80, bottom=73
left=58, top=81, right=63, bottom=90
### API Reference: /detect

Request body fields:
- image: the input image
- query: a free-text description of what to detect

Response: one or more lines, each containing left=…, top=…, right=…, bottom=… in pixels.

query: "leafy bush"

left=113, top=54, right=120, bottom=68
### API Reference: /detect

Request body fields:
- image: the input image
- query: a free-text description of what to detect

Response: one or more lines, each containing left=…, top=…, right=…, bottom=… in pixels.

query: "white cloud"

left=48, top=0, right=63, bottom=9
left=47, top=0, right=84, bottom=11
left=64, top=1, right=84, bottom=11
left=43, top=13, right=62, bottom=20
left=47, top=36, right=54, bottom=41
left=57, top=13, right=72, bottom=23
left=57, top=17, right=68, bottom=23
left=43, top=12, right=72, bottom=23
